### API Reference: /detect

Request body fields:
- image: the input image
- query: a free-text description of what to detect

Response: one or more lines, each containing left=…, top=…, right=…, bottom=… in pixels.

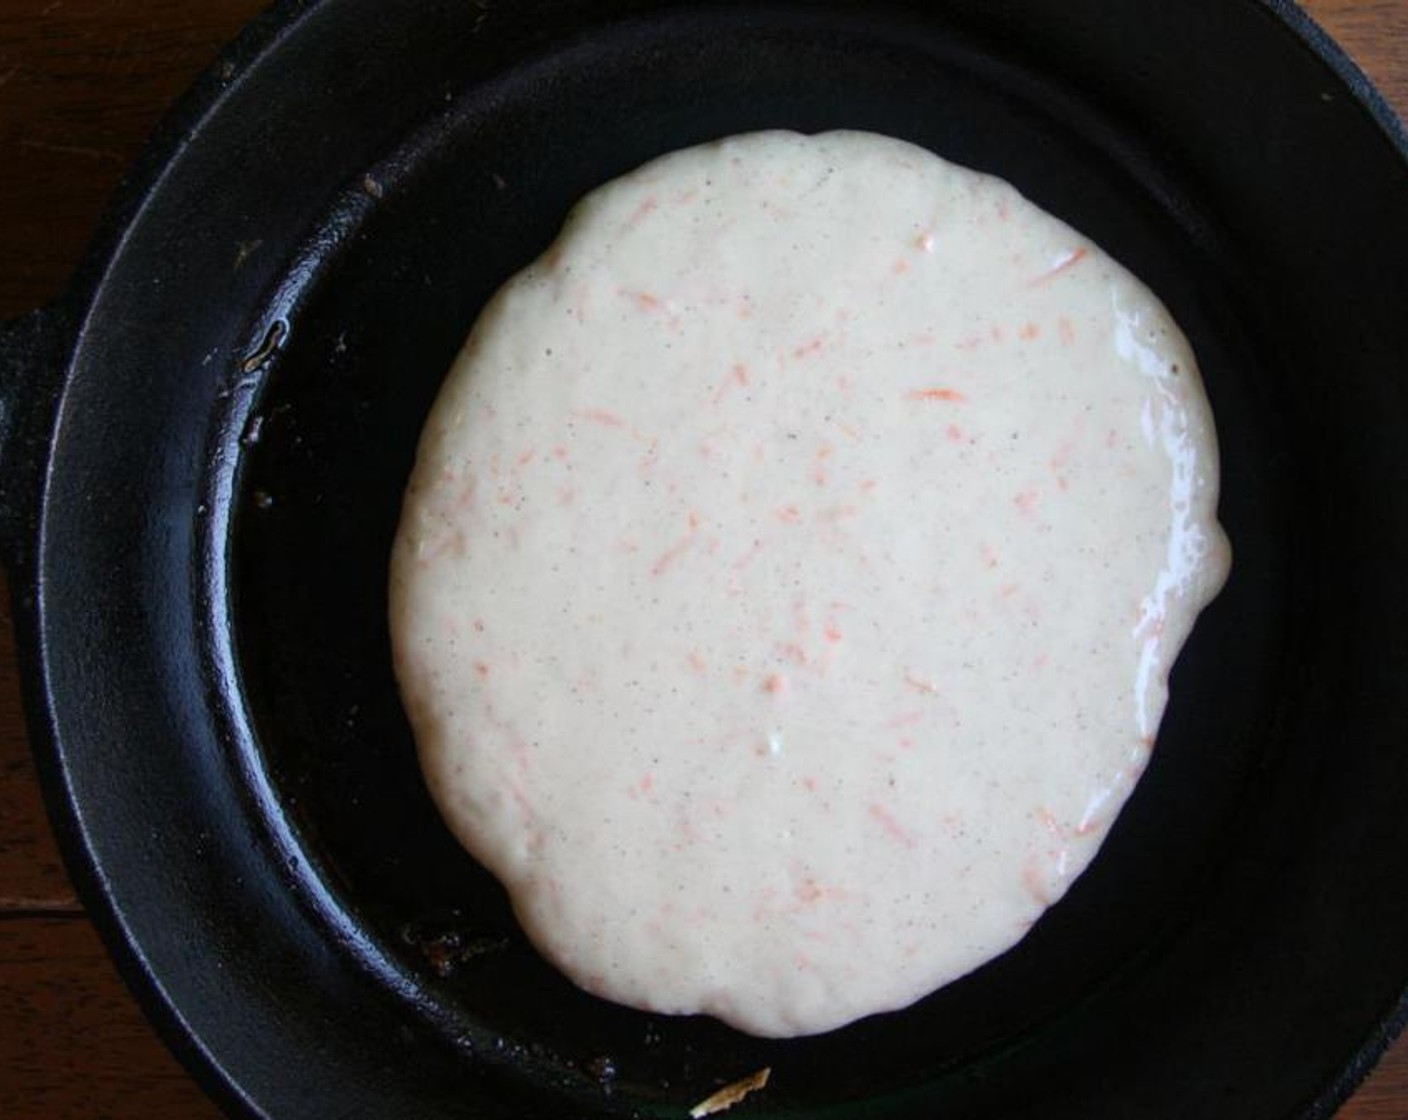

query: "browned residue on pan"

left=240, top=319, right=287, bottom=373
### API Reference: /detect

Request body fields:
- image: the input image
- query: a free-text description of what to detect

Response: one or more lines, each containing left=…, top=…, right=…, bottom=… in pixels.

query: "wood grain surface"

left=0, top=2, right=1405, bottom=1117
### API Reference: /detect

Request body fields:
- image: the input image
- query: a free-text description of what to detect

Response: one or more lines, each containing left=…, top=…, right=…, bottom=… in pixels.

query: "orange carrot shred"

left=869, top=803, right=916, bottom=848
left=906, top=388, right=966, bottom=402
left=1031, top=246, right=1089, bottom=286
left=577, top=408, right=624, bottom=427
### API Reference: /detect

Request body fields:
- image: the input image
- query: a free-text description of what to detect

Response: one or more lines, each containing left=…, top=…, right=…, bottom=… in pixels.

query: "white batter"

left=389, top=131, right=1230, bottom=1038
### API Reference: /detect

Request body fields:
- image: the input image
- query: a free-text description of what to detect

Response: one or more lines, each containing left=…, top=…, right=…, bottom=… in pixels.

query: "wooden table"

left=1, top=1, right=1406, bottom=1116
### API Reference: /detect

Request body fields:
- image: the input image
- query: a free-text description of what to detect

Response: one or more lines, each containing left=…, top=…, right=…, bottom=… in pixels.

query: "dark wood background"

left=1, top=1, right=1406, bottom=1116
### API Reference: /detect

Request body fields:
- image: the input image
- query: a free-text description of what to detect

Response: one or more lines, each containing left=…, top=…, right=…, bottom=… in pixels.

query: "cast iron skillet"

left=2, top=1, right=1408, bottom=1116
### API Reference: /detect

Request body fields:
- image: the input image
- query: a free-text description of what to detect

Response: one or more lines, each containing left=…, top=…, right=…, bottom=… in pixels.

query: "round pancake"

left=389, top=130, right=1230, bottom=1037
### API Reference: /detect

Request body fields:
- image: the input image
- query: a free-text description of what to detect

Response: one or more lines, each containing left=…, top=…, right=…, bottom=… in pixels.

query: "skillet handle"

left=0, top=305, right=68, bottom=573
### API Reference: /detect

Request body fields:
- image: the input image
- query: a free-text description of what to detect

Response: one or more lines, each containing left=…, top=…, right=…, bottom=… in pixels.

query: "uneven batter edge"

left=389, top=130, right=1231, bottom=1038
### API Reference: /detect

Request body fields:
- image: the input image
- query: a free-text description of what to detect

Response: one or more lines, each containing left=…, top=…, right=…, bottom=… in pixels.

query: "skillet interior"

left=28, top=1, right=1408, bottom=1117
left=234, top=3, right=1287, bottom=1112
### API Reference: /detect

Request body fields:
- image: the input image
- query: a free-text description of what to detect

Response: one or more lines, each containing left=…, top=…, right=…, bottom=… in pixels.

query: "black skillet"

left=3, top=1, right=1408, bottom=1116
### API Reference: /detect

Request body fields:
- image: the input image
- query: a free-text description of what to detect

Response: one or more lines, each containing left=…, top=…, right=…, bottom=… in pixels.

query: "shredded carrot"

left=869, top=803, right=916, bottom=848
left=731, top=540, right=764, bottom=570
left=795, top=879, right=823, bottom=904
left=576, top=408, right=624, bottom=428
left=627, top=195, right=659, bottom=224
left=1031, top=245, right=1088, bottom=285
left=903, top=671, right=938, bottom=695
left=776, top=642, right=809, bottom=666
left=651, top=535, right=693, bottom=577
left=712, top=362, right=751, bottom=404
left=906, top=387, right=965, bottom=402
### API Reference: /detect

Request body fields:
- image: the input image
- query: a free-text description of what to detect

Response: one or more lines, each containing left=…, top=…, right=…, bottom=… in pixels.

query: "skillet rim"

left=4, top=1, right=1408, bottom=1116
